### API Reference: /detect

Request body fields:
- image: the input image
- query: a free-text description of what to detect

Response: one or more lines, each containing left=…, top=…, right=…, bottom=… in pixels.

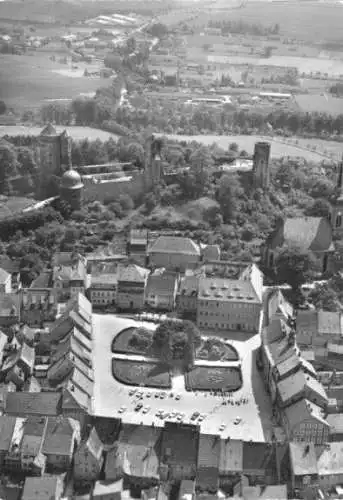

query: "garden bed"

left=112, top=359, right=171, bottom=388
left=196, top=337, right=239, bottom=361
left=111, top=327, right=154, bottom=355
left=185, top=366, right=242, bottom=392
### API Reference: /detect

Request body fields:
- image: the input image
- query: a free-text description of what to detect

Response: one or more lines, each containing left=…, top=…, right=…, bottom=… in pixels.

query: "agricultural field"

left=0, top=53, right=110, bottom=110
left=185, top=366, right=243, bottom=392
left=159, top=134, right=343, bottom=162
left=0, top=125, right=117, bottom=141
left=112, top=359, right=172, bottom=388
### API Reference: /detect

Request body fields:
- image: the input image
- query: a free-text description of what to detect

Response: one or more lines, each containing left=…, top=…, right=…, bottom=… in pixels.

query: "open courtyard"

left=92, top=314, right=280, bottom=442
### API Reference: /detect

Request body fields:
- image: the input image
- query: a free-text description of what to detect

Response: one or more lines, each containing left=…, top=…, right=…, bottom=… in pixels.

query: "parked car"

left=135, top=403, right=143, bottom=412
left=175, top=394, right=181, bottom=400
left=142, top=406, right=150, bottom=414
left=219, top=424, right=226, bottom=431
left=191, top=411, right=200, bottom=421
left=118, top=406, right=127, bottom=414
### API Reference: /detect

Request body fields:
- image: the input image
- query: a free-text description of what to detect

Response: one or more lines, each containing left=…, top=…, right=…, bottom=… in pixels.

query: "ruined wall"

left=83, top=174, right=147, bottom=203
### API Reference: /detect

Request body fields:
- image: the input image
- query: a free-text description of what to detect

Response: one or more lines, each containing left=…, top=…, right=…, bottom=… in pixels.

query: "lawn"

left=185, top=366, right=242, bottom=392
left=0, top=53, right=111, bottom=111
left=196, top=337, right=239, bottom=362
left=112, top=326, right=154, bottom=355
left=112, top=359, right=171, bottom=388
left=158, top=134, right=343, bottom=161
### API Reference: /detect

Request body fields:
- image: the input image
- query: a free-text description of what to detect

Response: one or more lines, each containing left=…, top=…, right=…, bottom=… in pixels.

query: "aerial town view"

left=0, top=0, right=343, bottom=498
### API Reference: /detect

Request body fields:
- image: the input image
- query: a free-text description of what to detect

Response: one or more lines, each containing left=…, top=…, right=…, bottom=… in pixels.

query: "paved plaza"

left=92, top=314, right=280, bottom=442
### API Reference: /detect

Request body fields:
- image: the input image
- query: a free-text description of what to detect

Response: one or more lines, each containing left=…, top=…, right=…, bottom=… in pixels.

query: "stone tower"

left=253, top=141, right=271, bottom=189
left=38, top=124, right=72, bottom=177
left=60, top=168, right=84, bottom=211
left=330, top=158, right=343, bottom=236
left=144, top=134, right=162, bottom=190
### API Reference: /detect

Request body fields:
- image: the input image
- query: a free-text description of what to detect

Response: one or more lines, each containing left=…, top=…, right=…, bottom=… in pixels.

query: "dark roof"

left=40, top=123, right=58, bottom=136
left=198, top=278, right=260, bottom=304
left=267, top=217, right=333, bottom=252
left=243, top=442, right=273, bottom=472
left=149, top=236, right=200, bottom=255
left=5, top=392, right=62, bottom=417
left=42, top=416, right=79, bottom=456
left=0, top=256, right=20, bottom=274
left=146, top=273, right=177, bottom=296
left=30, top=271, right=53, bottom=289
left=161, top=423, right=198, bottom=467
left=22, top=475, right=61, bottom=500
left=0, top=415, right=16, bottom=451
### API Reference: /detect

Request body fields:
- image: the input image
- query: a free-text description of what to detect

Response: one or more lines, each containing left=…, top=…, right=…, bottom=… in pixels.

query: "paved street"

left=92, top=314, right=279, bottom=442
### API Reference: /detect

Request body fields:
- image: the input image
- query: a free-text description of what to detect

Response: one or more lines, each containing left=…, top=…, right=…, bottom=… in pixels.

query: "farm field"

left=0, top=125, right=117, bottom=141
left=160, top=1, right=343, bottom=43
left=0, top=54, right=110, bottom=110
left=158, top=134, right=343, bottom=161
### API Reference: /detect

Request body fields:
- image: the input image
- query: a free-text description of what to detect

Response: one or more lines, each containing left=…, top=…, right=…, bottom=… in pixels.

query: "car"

left=175, top=394, right=181, bottom=401
left=134, top=404, right=143, bottom=412
left=154, top=393, right=160, bottom=399
left=142, top=406, right=150, bottom=414
left=170, top=412, right=177, bottom=418
left=176, top=415, right=183, bottom=421
left=191, top=411, right=200, bottom=421
left=198, top=415, right=204, bottom=422
left=219, top=424, right=226, bottom=431
left=146, top=392, right=152, bottom=398
left=155, top=410, right=162, bottom=417
left=129, top=390, right=136, bottom=396
left=159, top=392, right=166, bottom=399
left=118, top=406, right=127, bottom=414
left=234, top=417, right=242, bottom=425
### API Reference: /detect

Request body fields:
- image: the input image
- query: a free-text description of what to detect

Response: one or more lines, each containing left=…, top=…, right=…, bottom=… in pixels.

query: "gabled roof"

left=42, top=416, right=80, bottom=456
left=22, top=475, right=61, bottom=500
left=263, top=318, right=291, bottom=345
left=317, top=442, right=343, bottom=476
left=220, top=438, right=243, bottom=473
left=326, top=413, right=343, bottom=435
left=289, top=442, right=318, bottom=476
left=5, top=392, right=62, bottom=417
left=0, top=267, right=10, bottom=284
left=53, top=259, right=87, bottom=283
left=197, top=434, right=220, bottom=469
left=283, top=398, right=329, bottom=429
left=242, top=442, right=272, bottom=472
left=0, top=293, right=20, bottom=317
left=0, top=415, right=16, bottom=451
left=145, top=273, right=177, bottom=297
left=30, top=271, right=53, bottom=289
left=179, top=276, right=199, bottom=297
left=0, top=256, right=20, bottom=274
left=198, top=278, right=261, bottom=304
left=161, top=422, right=198, bottom=467
left=118, top=263, right=149, bottom=283
left=78, top=427, right=103, bottom=460
left=277, top=370, right=327, bottom=405
left=149, top=236, right=200, bottom=255
left=267, top=217, right=333, bottom=252
left=19, top=342, right=35, bottom=370
left=40, top=123, right=58, bottom=136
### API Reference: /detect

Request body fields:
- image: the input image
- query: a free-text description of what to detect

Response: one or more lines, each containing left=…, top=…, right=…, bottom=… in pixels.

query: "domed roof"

left=61, top=169, right=83, bottom=190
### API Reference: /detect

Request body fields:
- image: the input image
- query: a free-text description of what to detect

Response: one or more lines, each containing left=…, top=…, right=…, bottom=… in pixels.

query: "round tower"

left=60, top=168, right=83, bottom=211
left=253, top=142, right=271, bottom=189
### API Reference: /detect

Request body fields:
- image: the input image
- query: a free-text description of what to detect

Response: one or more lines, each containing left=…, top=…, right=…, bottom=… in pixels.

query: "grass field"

left=0, top=54, right=110, bottom=110
left=112, top=359, right=171, bottom=388
left=185, top=366, right=242, bottom=392
left=159, top=134, right=343, bottom=161
left=160, top=1, right=343, bottom=44
left=196, top=338, right=239, bottom=362
left=0, top=125, right=117, bottom=141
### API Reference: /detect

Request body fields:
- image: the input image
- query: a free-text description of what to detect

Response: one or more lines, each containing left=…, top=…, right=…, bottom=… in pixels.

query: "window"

left=336, top=214, right=342, bottom=227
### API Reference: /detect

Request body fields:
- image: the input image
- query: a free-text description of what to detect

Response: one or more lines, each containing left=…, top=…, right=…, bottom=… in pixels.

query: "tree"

left=104, top=53, right=122, bottom=71
left=305, top=198, right=331, bottom=218
left=274, top=245, right=320, bottom=290
left=217, top=174, right=240, bottom=223
left=309, top=283, right=340, bottom=312
left=0, top=141, right=19, bottom=194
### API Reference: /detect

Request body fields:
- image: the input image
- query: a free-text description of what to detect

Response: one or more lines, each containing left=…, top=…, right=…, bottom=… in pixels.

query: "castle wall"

left=83, top=173, right=148, bottom=204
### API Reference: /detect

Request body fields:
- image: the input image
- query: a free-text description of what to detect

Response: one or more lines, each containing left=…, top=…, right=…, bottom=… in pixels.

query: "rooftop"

left=149, top=236, right=200, bottom=256
left=78, top=427, right=103, bottom=460
left=146, top=273, right=178, bottom=296
left=118, top=263, right=149, bottom=283
left=296, top=310, right=342, bottom=337
left=326, top=413, right=343, bottom=435
left=161, top=422, right=199, bottom=467
left=317, top=442, right=343, bottom=476
left=220, top=438, right=243, bottom=473
left=22, top=475, right=61, bottom=500
left=197, top=434, right=220, bottom=469
left=42, top=416, right=80, bottom=456
left=198, top=278, right=260, bottom=304
left=0, top=415, right=16, bottom=451
left=277, top=369, right=327, bottom=404
left=0, top=267, right=10, bottom=284
left=179, top=276, right=199, bottom=297
left=289, top=442, right=318, bottom=476
left=30, top=271, right=53, bottom=289
left=0, top=293, right=19, bottom=317
left=5, top=392, right=62, bottom=417
left=283, top=398, right=328, bottom=429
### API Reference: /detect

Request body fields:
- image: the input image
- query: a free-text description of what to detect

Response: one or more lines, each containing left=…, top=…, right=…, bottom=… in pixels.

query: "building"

left=20, top=416, right=48, bottom=475
left=160, top=423, right=199, bottom=481
left=317, top=442, right=343, bottom=488
left=20, top=287, right=58, bottom=327
left=73, top=427, right=104, bottom=482
left=60, top=168, right=84, bottom=211
left=253, top=142, right=271, bottom=189
left=281, top=398, right=330, bottom=445
left=242, top=442, right=275, bottom=485
left=89, top=263, right=118, bottom=308
left=196, top=277, right=262, bottom=334
left=38, top=124, right=71, bottom=177
left=196, top=434, right=220, bottom=492
left=239, top=263, right=264, bottom=303
left=22, top=475, right=64, bottom=500
left=145, top=271, right=178, bottom=311
left=0, top=415, right=17, bottom=467
left=0, top=256, right=21, bottom=290
left=53, top=256, right=87, bottom=302
left=262, top=217, right=335, bottom=274
left=116, top=264, right=149, bottom=311
left=177, top=276, right=199, bottom=317
left=219, top=438, right=243, bottom=488
left=326, top=414, right=343, bottom=441
left=5, top=392, right=62, bottom=418
left=266, top=288, right=293, bottom=326
left=296, top=309, right=343, bottom=357
left=329, top=159, right=343, bottom=237
left=288, top=442, right=318, bottom=496
left=50, top=294, right=92, bottom=344
left=105, top=425, right=161, bottom=490
left=92, top=479, right=123, bottom=500
left=148, top=236, right=201, bottom=272
left=42, top=416, right=80, bottom=471
left=276, top=369, right=328, bottom=409
left=127, top=229, right=148, bottom=267
left=0, top=293, right=20, bottom=326
left=0, top=268, right=11, bottom=293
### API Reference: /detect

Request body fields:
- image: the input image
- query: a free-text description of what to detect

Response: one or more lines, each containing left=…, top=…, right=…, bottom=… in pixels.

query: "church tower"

left=253, top=142, right=271, bottom=189
left=330, top=159, right=343, bottom=236
left=144, top=135, right=162, bottom=190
